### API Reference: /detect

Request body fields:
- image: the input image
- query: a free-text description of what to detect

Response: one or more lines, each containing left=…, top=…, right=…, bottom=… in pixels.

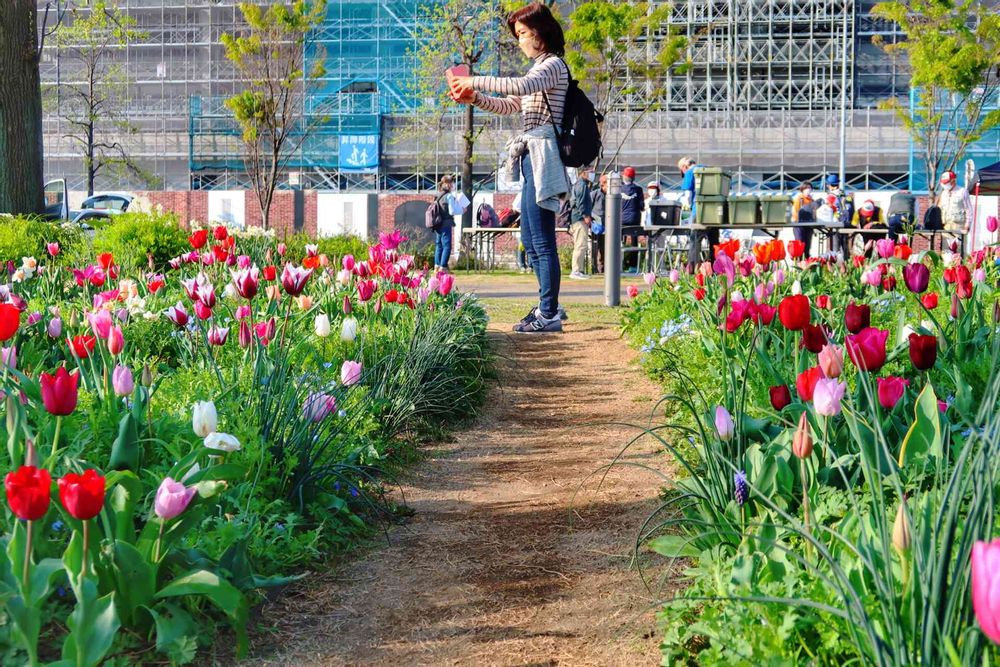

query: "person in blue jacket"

left=620, top=166, right=644, bottom=270
left=679, top=156, right=718, bottom=271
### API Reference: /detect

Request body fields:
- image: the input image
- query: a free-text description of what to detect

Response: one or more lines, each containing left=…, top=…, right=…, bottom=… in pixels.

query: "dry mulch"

left=239, top=308, right=678, bottom=666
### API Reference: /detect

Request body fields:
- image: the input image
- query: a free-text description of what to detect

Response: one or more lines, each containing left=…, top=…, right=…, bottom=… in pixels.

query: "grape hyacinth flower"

left=734, top=470, right=749, bottom=505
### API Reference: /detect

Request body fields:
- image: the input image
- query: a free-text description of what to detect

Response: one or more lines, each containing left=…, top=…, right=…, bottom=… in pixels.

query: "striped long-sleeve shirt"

left=471, top=53, right=569, bottom=131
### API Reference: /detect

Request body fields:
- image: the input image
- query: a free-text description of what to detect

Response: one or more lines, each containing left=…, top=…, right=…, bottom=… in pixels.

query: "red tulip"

left=213, top=225, right=228, bottom=241
left=68, top=334, right=96, bottom=359
left=749, top=303, right=776, bottom=326
left=893, top=244, right=913, bottom=260
left=303, top=256, right=320, bottom=270
left=796, top=366, right=823, bottom=402
left=211, top=245, right=229, bottom=264
left=188, top=229, right=209, bottom=249
left=877, top=376, right=910, bottom=409
left=815, top=295, right=830, bottom=310
left=957, top=280, right=973, bottom=300
left=882, top=275, right=897, bottom=291
left=693, top=288, right=706, bottom=301
left=0, top=303, right=21, bottom=342
left=96, top=252, right=114, bottom=270
left=262, top=265, right=277, bottom=282
left=844, top=302, right=871, bottom=334
left=5, top=466, right=51, bottom=520
left=778, top=295, right=811, bottom=331
left=922, top=292, right=939, bottom=309
left=194, top=301, right=213, bottom=320
left=40, top=367, right=79, bottom=415
left=769, top=384, right=791, bottom=410
left=788, top=239, right=805, bottom=259
left=57, top=469, right=105, bottom=520
left=846, top=327, right=889, bottom=372
left=909, top=333, right=938, bottom=370
left=147, top=276, right=165, bottom=294
left=800, top=323, right=830, bottom=354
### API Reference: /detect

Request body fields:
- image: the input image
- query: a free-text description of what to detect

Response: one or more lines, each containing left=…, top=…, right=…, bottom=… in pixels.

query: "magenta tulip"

left=972, top=539, right=1000, bottom=644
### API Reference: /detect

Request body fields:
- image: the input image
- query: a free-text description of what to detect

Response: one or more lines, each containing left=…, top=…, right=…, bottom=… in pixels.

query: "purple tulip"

left=903, top=263, right=930, bottom=293
left=714, top=406, right=734, bottom=441
left=154, top=477, right=197, bottom=520
left=303, top=392, right=337, bottom=422
left=112, top=365, right=134, bottom=396
left=47, top=317, right=62, bottom=338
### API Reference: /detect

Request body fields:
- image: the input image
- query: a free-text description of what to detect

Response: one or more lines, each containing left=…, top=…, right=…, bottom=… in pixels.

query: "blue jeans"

left=434, top=226, right=452, bottom=269
left=520, top=152, right=560, bottom=317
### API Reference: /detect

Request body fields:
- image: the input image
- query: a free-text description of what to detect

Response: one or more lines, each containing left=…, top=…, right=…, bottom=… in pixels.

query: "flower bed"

left=623, top=234, right=1000, bottom=663
left=0, top=218, right=490, bottom=664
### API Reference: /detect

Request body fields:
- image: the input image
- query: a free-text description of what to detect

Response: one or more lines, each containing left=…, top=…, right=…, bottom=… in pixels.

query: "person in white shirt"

left=937, top=170, right=973, bottom=234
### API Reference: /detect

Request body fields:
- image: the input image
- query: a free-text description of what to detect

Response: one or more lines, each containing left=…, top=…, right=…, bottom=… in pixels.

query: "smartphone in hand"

left=446, top=64, right=471, bottom=102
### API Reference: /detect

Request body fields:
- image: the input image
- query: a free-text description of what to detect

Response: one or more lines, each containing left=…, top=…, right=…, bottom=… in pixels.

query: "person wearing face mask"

left=825, top=174, right=854, bottom=258
left=620, top=166, right=644, bottom=271
left=433, top=175, right=456, bottom=272
left=791, top=182, right=817, bottom=258
left=448, top=2, right=569, bottom=333
left=937, top=170, right=973, bottom=238
left=644, top=181, right=666, bottom=225
left=591, top=173, right=607, bottom=273
left=569, top=166, right=594, bottom=279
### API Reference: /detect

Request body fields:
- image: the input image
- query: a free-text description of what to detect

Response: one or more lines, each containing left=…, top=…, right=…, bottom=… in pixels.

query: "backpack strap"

left=541, top=56, right=570, bottom=138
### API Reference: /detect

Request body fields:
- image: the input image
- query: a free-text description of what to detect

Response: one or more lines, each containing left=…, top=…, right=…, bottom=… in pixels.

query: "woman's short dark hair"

left=507, top=3, right=565, bottom=56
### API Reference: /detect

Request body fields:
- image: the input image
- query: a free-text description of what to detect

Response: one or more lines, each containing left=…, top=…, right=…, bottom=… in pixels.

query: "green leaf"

left=899, top=383, right=943, bottom=467
left=648, top=535, right=701, bottom=558
left=111, top=542, right=157, bottom=626
left=145, top=602, right=198, bottom=665
left=61, top=578, right=120, bottom=667
left=106, top=471, right=144, bottom=543
left=108, top=412, right=140, bottom=471
left=155, top=570, right=249, bottom=658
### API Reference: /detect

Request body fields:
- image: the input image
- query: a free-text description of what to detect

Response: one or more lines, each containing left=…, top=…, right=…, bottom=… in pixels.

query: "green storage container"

left=695, top=168, right=732, bottom=196
left=759, top=195, right=791, bottom=224
left=727, top=195, right=760, bottom=225
left=695, top=196, right=728, bottom=225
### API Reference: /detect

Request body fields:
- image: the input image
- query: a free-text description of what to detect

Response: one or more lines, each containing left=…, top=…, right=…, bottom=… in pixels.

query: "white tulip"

left=791, top=280, right=802, bottom=295
left=192, top=400, right=218, bottom=438
left=314, top=313, right=331, bottom=337
left=204, top=432, right=241, bottom=453
left=224, top=283, right=239, bottom=301
left=341, top=317, right=358, bottom=342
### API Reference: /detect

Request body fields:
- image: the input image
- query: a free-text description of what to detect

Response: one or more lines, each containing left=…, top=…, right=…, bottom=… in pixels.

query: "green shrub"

left=280, top=232, right=369, bottom=262
left=0, top=215, right=86, bottom=264
left=92, top=211, right=190, bottom=269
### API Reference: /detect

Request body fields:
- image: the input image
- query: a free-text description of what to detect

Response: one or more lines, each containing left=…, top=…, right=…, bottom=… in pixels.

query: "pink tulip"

left=238, top=321, right=252, bottom=348
left=112, top=365, right=134, bottom=396
left=876, top=238, right=895, bottom=259
left=342, top=254, right=356, bottom=272
left=714, top=406, right=734, bottom=441
left=304, top=392, right=337, bottom=422
left=89, top=309, right=113, bottom=339
left=47, top=317, right=62, bottom=338
left=972, top=539, right=1000, bottom=644
left=341, top=360, right=362, bottom=386
left=237, top=255, right=251, bottom=269
left=343, top=295, right=352, bottom=314
left=235, top=305, right=251, bottom=320
left=988, top=216, right=999, bottom=233
left=1, top=346, right=15, bottom=370
left=974, top=268, right=987, bottom=283
left=27, top=311, right=41, bottom=326
left=194, top=301, right=213, bottom=320
left=196, top=283, right=216, bottom=308
left=281, top=264, right=313, bottom=296
left=627, top=285, right=639, bottom=298
left=207, top=326, right=229, bottom=346
left=357, top=280, right=376, bottom=302
left=107, top=325, right=124, bottom=356
left=818, top=344, right=843, bottom=378
left=877, top=376, right=910, bottom=409
left=165, top=303, right=189, bottom=327
left=643, top=272, right=657, bottom=287
left=774, top=269, right=785, bottom=285
left=154, top=477, right=197, bottom=520
left=668, top=270, right=680, bottom=284
left=231, top=267, right=260, bottom=300
left=437, top=273, right=455, bottom=296
left=47, top=242, right=60, bottom=257
left=813, top=378, right=846, bottom=416
left=277, top=242, right=287, bottom=257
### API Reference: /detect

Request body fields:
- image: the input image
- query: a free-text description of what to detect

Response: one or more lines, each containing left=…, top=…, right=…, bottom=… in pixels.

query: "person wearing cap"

left=568, top=166, right=594, bottom=279
left=643, top=180, right=667, bottom=226
left=678, top=156, right=716, bottom=271
left=825, top=174, right=854, bottom=257
left=850, top=199, right=887, bottom=254
left=937, top=170, right=973, bottom=237
left=620, top=166, right=644, bottom=270
left=791, top=182, right=818, bottom=258
left=591, top=174, right=607, bottom=273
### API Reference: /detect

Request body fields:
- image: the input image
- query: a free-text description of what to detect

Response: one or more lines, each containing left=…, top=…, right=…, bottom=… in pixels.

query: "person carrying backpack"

left=448, top=2, right=576, bottom=333
left=432, top=175, right=456, bottom=272
left=569, top=166, right=594, bottom=279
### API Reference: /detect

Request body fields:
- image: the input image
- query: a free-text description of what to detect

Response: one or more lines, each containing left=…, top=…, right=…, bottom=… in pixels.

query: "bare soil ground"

left=241, top=292, right=675, bottom=666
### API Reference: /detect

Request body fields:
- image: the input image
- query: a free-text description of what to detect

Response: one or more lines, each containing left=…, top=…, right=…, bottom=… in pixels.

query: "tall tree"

left=564, top=0, right=686, bottom=171
left=873, top=0, right=1000, bottom=192
left=407, top=0, right=516, bottom=229
left=54, top=1, right=152, bottom=196
left=0, top=1, right=47, bottom=215
left=222, top=1, right=327, bottom=230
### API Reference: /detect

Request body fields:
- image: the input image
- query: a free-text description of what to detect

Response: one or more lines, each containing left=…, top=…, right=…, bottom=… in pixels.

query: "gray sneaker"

left=514, top=315, right=563, bottom=334
left=513, top=305, right=567, bottom=331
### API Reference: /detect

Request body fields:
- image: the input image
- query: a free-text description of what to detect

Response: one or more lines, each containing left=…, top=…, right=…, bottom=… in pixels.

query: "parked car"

left=43, top=180, right=133, bottom=228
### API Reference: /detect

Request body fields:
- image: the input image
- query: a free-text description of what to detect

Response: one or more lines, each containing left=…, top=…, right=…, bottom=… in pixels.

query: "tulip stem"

left=82, top=520, right=89, bottom=575
left=50, top=416, right=62, bottom=462
left=23, top=520, right=32, bottom=589
left=155, top=519, right=164, bottom=562
left=800, top=457, right=811, bottom=560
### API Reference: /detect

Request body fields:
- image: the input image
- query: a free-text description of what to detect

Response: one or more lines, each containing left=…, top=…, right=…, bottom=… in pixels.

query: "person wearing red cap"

left=937, top=170, right=972, bottom=237
left=620, top=166, right=644, bottom=270
left=850, top=198, right=886, bottom=254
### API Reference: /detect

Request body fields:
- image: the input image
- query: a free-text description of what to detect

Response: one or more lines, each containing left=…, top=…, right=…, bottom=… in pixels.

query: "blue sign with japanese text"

left=339, top=135, right=380, bottom=173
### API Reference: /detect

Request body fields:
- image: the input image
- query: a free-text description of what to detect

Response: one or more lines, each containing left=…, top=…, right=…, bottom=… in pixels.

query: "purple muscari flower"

left=734, top=470, right=749, bottom=506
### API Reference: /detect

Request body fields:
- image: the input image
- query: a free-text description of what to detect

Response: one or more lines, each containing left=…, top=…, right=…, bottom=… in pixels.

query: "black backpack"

left=543, top=59, right=603, bottom=169
left=425, top=195, right=448, bottom=230
left=923, top=205, right=943, bottom=230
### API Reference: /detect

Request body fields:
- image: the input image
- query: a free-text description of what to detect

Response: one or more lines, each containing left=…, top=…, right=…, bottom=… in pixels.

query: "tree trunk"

left=87, top=122, right=95, bottom=197
left=0, top=1, right=45, bottom=215
left=461, top=102, right=474, bottom=230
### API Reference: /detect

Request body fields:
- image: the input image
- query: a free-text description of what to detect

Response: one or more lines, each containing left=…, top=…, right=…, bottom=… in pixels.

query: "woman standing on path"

left=433, top=175, right=456, bottom=272
left=449, top=2, right=569, bottom=334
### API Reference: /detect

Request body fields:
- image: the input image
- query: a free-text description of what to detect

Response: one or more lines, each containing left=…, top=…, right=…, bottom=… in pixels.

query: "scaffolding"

left=36, top=0, right=950, bottom=193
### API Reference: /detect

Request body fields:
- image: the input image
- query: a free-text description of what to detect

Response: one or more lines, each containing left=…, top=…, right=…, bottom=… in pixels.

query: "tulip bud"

left=107, top=325, right=124, bottom=356
left=714, top=406, right=735, bottom=441
left=192, top=400, right=218, bottom=438
left=239, top=320, right=252, bottom=348
left=892, top=499, right=911, bottom=555
left=141, top=364, right=153, bottom=387
left=343, top=295, right=352, bottom=315
left=792, top=412, right=813, bottom=459
left=994, top=301, right=1000, bottom=324
left=951, top=292, right=960, bottom=319
left=314, top=313, right=331, bottom=338
left=818, top=344, right=843, bottom=378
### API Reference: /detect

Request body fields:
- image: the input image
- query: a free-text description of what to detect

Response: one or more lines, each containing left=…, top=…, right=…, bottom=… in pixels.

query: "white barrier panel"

left=317, top=193, right=375, bottom=239
left=207, top=191, right=246, bottom=229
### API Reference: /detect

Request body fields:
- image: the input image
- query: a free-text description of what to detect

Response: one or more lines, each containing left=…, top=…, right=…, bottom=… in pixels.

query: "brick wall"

left=139, top=191, right=208, bottom=226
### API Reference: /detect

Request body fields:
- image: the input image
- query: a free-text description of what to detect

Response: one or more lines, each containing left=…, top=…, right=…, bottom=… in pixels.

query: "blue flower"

left=275, top=522, right=285, bottom=533
left=349, top=487, right=359, bottom=498
left=52, top=520, right=65, bottom=532
left=734, top=470, right=749, bottom=506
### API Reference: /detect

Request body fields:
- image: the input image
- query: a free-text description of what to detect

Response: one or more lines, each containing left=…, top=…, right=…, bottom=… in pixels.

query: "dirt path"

left=244, top=300, right=673, bottom=666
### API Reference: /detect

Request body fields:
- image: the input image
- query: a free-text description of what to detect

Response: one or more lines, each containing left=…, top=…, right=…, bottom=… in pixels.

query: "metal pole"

left=605, top=172, right=623, bottom=306
left=838, top=1, right=850, bottom=186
